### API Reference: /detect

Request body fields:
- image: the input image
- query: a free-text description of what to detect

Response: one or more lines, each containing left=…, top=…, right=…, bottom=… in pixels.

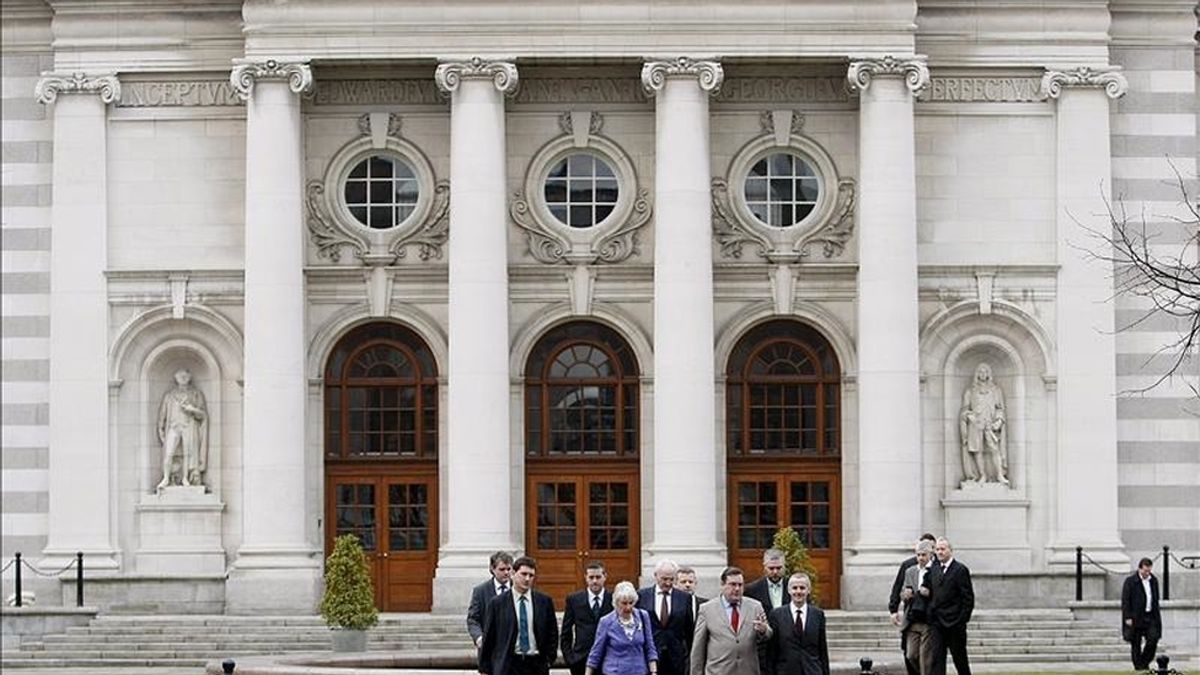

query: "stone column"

left=843, top=57, right=928, bottom=593
left=225, top=60, right=321, bottom=612
left=35, top=73, right=123, bottom=573
left=1041, top=67, right=1129, bottom=566
left=641, top=58, right=727, bottom=577
left=431, top=58, right=519, bottom=609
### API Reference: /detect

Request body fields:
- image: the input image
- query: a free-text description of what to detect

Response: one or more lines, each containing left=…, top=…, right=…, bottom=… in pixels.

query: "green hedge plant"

left=319, top=534, right=379, bottom=630
left=772, top=526, right=821, bottom=606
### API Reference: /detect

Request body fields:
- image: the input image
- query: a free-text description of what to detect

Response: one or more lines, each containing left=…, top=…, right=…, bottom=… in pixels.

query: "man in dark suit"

left=469, top=551, right=515, bottom=649
left=677, top=566, right=708, bottom=618
left=923, top=538, right=973, bottom=675
left=638, top=559, right=695, bottom=675
left=890, top=533, right=937, bottom=675
left=560, top=560, right=613, bottom=675
left=478, top=555, right=558, bottom=675
left=745, top=549, right=787, bottom=675
left=1121, top=557, right=1162, bottom=670
left=766, top=573, right=829, bottom=675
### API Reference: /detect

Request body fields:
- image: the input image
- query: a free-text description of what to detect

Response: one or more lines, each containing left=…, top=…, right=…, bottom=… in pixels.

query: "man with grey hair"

left=899, top=541, right=936, bottom=675
left=639, top=560, right=694, bottom=675
left=925, top=538, right=973, bottom=675
left=745, top=548, right=787, bottom=675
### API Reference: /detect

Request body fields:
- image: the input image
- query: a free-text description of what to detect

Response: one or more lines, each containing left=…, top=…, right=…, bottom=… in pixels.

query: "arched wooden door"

left=726, top=320, right=843, bottom=607
left=323, top=322, right=439, bottom=611
left=524, top=322, right=641, bottom=605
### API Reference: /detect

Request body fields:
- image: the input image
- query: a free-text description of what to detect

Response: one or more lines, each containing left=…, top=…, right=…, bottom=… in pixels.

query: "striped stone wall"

left=1, top=48, right=53, bottom=562
left=1109, top=21, right=1200, bottom=557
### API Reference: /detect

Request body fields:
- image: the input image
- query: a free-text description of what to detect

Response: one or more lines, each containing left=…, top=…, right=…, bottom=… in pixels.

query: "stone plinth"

left=135, top=487, right=226, bottom=575
left=942, top=482, right=1031, bottom=571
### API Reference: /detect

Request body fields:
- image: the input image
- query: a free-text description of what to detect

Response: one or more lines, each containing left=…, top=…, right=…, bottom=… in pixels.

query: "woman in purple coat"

left=587, top=581, right=660, bottom=675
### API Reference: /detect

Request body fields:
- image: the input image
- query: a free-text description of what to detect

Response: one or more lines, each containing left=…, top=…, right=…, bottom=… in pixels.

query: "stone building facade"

left=1, top=0, right=1196, bottom=613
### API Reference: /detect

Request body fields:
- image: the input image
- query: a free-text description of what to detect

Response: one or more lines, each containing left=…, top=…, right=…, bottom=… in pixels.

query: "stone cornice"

left=229, top=59, right=314, bottom=101
left=1039, top=67, right=1128, bottom=100
left=641, top=58, right=724, bottom=95
left=847, top=56, right=930, bottom=95
left=434, top=58, right=519, bottom=96
left=34, top=72, right=121, bottom=105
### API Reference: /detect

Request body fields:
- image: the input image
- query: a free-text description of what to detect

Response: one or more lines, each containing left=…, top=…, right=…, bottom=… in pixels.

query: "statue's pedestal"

left=941, top=482, right=1031, bottom=572
left=135, top=487, right=226, bottom=575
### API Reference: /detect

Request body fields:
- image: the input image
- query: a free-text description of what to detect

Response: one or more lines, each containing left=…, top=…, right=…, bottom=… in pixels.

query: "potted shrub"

left=320, top=533, right=379, bottom=651
left=772, top=526, right=821, bottom=606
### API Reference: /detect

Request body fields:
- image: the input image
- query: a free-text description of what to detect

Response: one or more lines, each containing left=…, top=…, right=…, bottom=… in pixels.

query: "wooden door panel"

left=728, top=469, right=841, bottom=608
left=326, top=468, right=438, bottom=612
left=527, top=467, right=640, bottom=607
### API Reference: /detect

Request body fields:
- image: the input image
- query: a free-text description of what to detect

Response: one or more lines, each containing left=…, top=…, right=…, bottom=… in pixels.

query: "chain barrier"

left=0, top=557, right=13, bottom=575
left=1080, top=551, right=1130, bottom=576
left=1170, top=552, right=1198, bottom=570
left=18, top=555, right=77, bottom=577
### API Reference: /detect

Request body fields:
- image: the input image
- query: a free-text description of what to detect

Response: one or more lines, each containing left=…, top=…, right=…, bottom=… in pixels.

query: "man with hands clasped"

left=691, top=566, right=773, bottom=675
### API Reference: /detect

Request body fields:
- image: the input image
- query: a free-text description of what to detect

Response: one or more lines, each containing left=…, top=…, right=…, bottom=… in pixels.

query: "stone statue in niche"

left=156, top=368, right=209, bottom=491
left=958, top=362, right=1009, bottom=486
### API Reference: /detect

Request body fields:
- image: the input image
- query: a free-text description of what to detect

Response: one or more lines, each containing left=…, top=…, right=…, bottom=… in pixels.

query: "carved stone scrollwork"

left=305, top=181, right=366, bottom=262
left=434, top=58, right=519, bottom=96
left=511, top=195, right=569, bottom=263
left=34, top=72, right=121, bottom=105
left=846, top=56, right=930, bottom=95
left=759, top=110, right=805, bottom=137
left=358, top=113, right=403, bottom=139
left=1039, top=66, right=1128, bottom=100
left=641, top=58, right=724, bottom=95
left=391, top=181, right=450, bottom=261
left=795, top=179, right=857, bottom=259
left=230, top=59, right=314, bottom=100
left=711, top=178, right=770, bottom=259
left=558, top=110, right=604, bottom=136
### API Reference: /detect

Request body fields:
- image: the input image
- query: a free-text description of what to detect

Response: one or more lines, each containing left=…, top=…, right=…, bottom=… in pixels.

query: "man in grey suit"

left=898, top=541, right=935, bottom=675
left=468, top=551, right=515, bottom=648
left=691, top=566, right=772, bottom=675
left=765, top=573, right=829, bottom=675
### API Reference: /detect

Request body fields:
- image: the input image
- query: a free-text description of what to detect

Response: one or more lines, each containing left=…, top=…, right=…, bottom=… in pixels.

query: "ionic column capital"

left=34, top=72, right=121, bottom=105
left=230, top=59, right=314, bottom=101
left=846, top=56, right=929, bottom=95
left=434, top=58, right=519, bottom=96
left=641, top=57, right=724, bottom=96
left=1040, top=66, right=1128, bottom=100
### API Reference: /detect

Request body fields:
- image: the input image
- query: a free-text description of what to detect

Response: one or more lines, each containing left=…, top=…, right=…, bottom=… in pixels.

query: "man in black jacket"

left=479, top=556, right=558, bottom=675
left=923, top=538, right=973, bottom=675
left=560, top=560, right=613, bottom=675
left=889, top=533, right=937, bottom=675
left=1121, top=557, right=1162, bottom=670
left=468, top=551, right=515, bottom=649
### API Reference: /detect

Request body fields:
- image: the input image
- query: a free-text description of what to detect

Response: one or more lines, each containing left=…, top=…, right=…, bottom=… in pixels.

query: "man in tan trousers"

left=691, top=566, right=773, bottom=675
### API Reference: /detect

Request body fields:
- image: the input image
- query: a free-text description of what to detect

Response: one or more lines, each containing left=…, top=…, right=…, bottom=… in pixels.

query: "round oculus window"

left=343, top=155, right=420, bottom=230
left=543, top=153, right=619, bottom=229
left=743, top=152, right=821, bottom=228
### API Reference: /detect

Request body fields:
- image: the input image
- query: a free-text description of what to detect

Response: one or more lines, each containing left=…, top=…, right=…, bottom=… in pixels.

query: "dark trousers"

left=1130, top=618, right=1159, bottom=670
left=930, top=623, right=971, bottom=675
left=508, top=654, right=551, bottom=675
left=568, top=661, right=587, bottom=675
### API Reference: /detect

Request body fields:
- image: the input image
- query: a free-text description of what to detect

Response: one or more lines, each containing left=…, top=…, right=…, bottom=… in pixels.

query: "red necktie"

left=794, top=609, right=804, bottom=637
left=730, top=603, right=740, bottom=632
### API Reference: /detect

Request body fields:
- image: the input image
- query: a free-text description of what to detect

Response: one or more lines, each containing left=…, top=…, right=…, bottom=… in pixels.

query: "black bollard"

left=14, top=552, right=22, bottom=607
left=222, top=658, right=236, bottom=673
left=1075, top=546, right=1083, bottom=600
left=1155, top=655, right=1169, bottom=675
left=859, top=657, right=874, bottom=675
left=75, top=552, right=84, bottom=607
left=1162, top=545, right=1170, bottom=601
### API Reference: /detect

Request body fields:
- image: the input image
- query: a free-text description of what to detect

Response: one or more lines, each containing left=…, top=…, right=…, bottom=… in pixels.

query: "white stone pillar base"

left=430, top=544, right=519, bottom=613
left=134, top=488, right=226, bottom=576
left=226, top=548, right=321, bottom=614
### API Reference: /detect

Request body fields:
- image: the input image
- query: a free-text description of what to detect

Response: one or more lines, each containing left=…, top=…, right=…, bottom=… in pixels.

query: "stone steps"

left=0, top=609, right=1143, bottom=670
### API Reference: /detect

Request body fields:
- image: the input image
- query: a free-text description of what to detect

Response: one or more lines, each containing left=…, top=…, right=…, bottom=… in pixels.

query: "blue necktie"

left=593, top=596, right=601, bottom=615
left=518, top=595, right=531, bottom=654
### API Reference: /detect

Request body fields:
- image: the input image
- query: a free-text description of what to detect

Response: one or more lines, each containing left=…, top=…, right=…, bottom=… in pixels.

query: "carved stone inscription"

left=515, top=78, right=645, bottom=104
left=714, top=77, right=849, bottom=103
left=920, top=77, right=1042, bottom=103
left=312, top=79, right=442, bottom=106
left=119, top=81, right=241, bottom=107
